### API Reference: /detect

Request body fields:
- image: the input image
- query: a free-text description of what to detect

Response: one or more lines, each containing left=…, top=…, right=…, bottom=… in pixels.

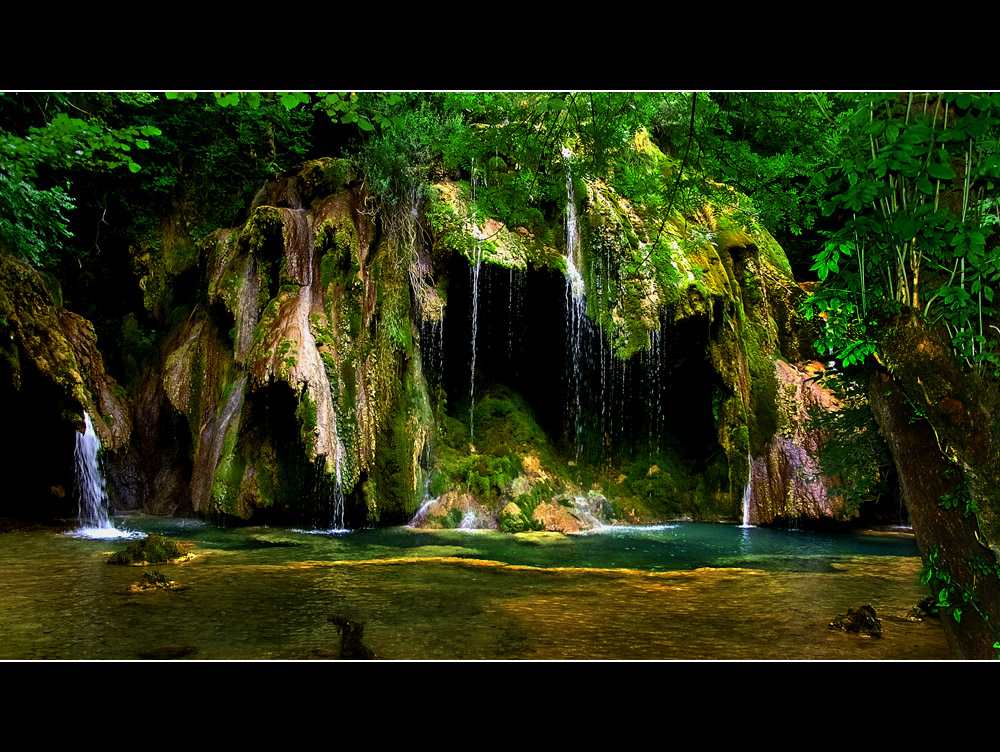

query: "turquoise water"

left=0, top=518, right=949, bottom=660
left=133, top=517, right=921, bottom=572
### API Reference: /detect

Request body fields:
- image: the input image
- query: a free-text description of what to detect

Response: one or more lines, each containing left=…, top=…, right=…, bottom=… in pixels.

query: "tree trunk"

left=868, top=311, right=1000, bottom=659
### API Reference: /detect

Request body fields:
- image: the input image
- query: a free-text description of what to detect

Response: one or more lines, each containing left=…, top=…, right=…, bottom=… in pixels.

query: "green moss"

left=296, top=392, right=318, bottom=445
left=210, top=414, right=248, bottom=515
left=107, top=534, right=188, bottom=565
left=299, top=158, right=355, bottom=205
left=241, top=206, right=285, bottom=260
left=498, top=508, right=528, bottom=533
left=428, top=468, right=450, bottom=497
left=459, top=453, right=517, bottom=502
left=425, top=182, right=541, bottom=271
left=317, top=215, right=359, bottom=297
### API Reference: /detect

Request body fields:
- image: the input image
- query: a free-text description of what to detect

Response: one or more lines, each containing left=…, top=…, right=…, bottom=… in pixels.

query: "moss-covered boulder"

left=107, top=534, right=191, bottom=565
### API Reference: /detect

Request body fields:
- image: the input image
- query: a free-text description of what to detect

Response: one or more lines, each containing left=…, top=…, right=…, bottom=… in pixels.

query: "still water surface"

left=0, top=517, right=950, bottom=660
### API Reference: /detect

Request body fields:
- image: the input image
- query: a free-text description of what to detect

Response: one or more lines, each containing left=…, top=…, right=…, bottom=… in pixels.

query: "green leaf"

left=926, top=158, right=956, bottom=181
left=279, top=92, right=302, bottom=110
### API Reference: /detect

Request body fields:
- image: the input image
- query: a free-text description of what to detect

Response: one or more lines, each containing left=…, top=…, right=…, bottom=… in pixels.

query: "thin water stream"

left=0, top=518, right=949, bottom=660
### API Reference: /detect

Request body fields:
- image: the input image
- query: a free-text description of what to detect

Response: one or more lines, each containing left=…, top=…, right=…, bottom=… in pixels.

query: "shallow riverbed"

left=0, top=517, right=950, bottom=660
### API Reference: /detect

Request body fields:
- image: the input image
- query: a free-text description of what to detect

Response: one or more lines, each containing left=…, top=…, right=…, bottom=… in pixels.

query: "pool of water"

left=0, top=517, right=949, bottom=660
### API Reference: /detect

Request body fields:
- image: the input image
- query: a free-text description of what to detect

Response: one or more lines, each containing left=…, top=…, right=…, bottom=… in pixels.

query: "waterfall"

left=330, top=441, right=347, bottom=532
left=75, top=412, right=111, bottom=530
left=408, top=478, right=438, bottom=528
left=469, top=160, right=482, bottom=441
left=420, top=317, right=445, bottom=394
left=740, top=453, right=755, bottom=528
left=469, top=245, right=481, bottom=440
left=73, top=412, right=134, bottom=539
left=645, top=325, right=664, bottom=453
left=507, top=266, right=524, bottom=379
left=570, top=495, right=607, bottom=530
left=564, top=149, right=587, bottom=458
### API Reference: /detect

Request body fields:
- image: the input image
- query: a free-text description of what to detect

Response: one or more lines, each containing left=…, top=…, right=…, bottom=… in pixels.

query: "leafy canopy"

left=804, top=92, right=1000, bottom=376
left=0, top=93, right=162, bottom=266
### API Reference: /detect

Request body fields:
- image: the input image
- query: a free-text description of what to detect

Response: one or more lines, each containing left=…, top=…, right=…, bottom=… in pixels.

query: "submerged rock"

left=829, top=604, right=882, bottom=637
left=137, top=644, right=199, bottom=660
left=329, top=614, right=377, bottom=659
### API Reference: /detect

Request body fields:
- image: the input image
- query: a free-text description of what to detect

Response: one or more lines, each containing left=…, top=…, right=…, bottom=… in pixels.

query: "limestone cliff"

left=2, top=141, right=849, bottom=530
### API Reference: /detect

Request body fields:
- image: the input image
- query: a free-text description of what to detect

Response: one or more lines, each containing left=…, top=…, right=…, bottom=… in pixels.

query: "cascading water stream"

left=75, top=412, right=111, bottom=530
left=469, top=246, right=482, bottom=440
left=740, top=453, right=755, bottom=528
left=72, top=412, right=135, bottom=539
left=563, top=149, right=587, bottom=459
left=644, top=325, right=664, bottom=452
left=329, top=442, right=347, bottom=532
left=469, top=160, right=482, bottom=441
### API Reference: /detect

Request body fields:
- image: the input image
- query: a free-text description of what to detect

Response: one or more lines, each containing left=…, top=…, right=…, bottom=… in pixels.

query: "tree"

left=0, top=93, right=162, bottom=267
left=805, top=92, right=1000, bottom=658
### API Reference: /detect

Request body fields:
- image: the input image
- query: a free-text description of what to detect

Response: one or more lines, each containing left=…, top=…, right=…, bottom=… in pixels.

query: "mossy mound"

left=432, top=385, right=573, bottom=513
left=610, top=447, right=731, bottom=522
left=125, top=570, right=184, bottom=592
left=107, top=534, right=191, bottom=565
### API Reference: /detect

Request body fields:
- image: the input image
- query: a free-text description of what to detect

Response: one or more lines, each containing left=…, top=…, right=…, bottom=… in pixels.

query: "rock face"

left=747, top=359, right=846, bottom=526
left=3, top=138, right=849, bottom=530
left=148, top=159, right=432, bottom=525
left=0, top=253, right=130, bottom=519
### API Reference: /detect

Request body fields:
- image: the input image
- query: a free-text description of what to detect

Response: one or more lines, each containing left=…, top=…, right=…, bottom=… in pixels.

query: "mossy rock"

left=125, top=570, right=185, bottom=592
left=829, top=604, right=882, bottom=637
left=107, top=534, right=191, bottom=566
left=498, top=501, right=530, bottom=533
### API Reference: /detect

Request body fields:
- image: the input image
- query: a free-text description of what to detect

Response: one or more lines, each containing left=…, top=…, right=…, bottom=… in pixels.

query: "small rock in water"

left=907, top=594, right=941, bottom=621
left=125, top=570, right=184, bottom=593
left=829, top=604, right=882, bottom=637
left=138, top=644, right=199, bottom=660
left=329, top=614, right=377, bottom=659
